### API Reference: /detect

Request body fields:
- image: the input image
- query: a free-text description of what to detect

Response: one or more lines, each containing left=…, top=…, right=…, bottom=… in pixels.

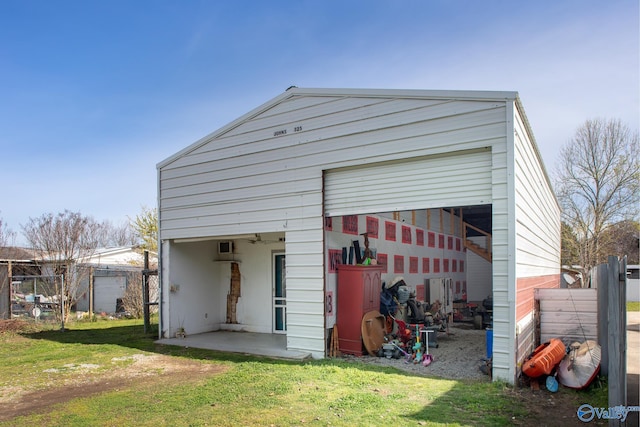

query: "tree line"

left=1, top=206, right=157, bottom=253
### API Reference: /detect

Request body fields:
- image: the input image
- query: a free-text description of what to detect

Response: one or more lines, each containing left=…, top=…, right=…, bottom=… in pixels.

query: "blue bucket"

left=486, top=328, right=493, bottom=359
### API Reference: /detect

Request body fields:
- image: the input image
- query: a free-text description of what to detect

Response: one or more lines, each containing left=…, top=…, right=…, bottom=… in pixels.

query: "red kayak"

left=522, top=338, right=566, bottom=378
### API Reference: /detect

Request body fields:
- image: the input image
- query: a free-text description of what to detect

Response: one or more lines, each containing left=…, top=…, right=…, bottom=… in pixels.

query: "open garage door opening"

left=324, top=200, right=494, bottom=378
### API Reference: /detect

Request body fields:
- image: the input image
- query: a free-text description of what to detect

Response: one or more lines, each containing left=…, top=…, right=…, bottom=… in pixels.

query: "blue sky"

left=1, top=0, right=638, bottom=244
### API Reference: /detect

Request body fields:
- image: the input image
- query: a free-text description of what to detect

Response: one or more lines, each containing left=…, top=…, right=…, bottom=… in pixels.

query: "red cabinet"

left=336, top=265, right=384, bottom=356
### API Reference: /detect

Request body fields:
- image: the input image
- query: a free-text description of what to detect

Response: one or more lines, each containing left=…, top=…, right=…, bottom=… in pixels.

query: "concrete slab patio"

left=157, top=331, right=312, bottom=361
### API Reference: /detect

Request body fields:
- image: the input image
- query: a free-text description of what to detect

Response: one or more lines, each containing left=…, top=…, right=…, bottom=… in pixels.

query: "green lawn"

left=628, top=301, right=640, bottom=311
left=0, top=318, right=608, bottom=426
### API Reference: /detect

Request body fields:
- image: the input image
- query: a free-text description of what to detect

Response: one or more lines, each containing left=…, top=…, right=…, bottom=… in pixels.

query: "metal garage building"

left=157, top=87, right=560, bottom=383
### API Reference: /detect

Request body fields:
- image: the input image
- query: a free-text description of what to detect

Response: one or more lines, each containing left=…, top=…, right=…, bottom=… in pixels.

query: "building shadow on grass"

left=21, top=322, right=336, bottom=371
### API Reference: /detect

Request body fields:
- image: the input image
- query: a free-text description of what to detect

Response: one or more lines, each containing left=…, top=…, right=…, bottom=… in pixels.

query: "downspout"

left=89, top=267, right=94, bottom=319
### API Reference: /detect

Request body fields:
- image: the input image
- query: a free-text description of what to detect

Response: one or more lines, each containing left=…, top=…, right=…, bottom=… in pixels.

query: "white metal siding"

left=513, top=107, right=561, bottom=278
left=324, top=149, right=492, bottom=216
left=465, top=247, right=492, bottom=301
left=490, top=127, right=513, bottom=382
left=94, top=275, right=126, bottom=313
left=285, top=228, right=326, bottom=356
left=159, top=97, right=507, bottom=241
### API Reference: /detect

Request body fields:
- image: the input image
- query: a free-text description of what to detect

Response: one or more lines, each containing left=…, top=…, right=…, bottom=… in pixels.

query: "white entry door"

left=273, top=253, right=286, bottom=333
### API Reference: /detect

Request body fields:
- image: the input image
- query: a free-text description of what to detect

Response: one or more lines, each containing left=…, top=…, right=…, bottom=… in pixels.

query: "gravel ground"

left=340, top=323, right=491, bottom=381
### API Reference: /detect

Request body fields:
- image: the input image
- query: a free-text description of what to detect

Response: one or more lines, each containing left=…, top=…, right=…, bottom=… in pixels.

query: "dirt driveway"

left=0, top=353, right=226, bottom=422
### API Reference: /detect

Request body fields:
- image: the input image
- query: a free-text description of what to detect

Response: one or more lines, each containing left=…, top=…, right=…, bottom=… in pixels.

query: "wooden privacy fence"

left=535, top=256, right=628, bottom=426
left=535, top=288, right=598, bottom=345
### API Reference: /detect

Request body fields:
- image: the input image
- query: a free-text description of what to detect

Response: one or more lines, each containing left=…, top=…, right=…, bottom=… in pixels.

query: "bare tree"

left=121, top=271, right=144, bottom=318
left=0, top=216, right=16, bottom=247
left=555, top=118, right=639, bottom=275
left=99, top=220, right=137, bottom=247
left=121, top=270, right=158, bottom=319
left=21, top=210, right=103, bottom=323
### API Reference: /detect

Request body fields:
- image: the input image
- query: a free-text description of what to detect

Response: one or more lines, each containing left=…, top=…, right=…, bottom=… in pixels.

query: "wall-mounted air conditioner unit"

left=218, top=241, right=234, bottom=254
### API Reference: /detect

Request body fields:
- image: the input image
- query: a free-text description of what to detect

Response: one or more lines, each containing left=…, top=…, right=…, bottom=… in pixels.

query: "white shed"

left=157, top=88, right=561, bottom=384
left=75, top=247, right=157, bottom=314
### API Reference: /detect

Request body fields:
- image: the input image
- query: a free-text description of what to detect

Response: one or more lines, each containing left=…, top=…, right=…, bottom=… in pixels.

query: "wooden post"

left=608, top=256, right=626, bottom=424
left=5, top=261, right=13, bottom=319
left=143, top=251, right=150, bottom=333
left=450, top=208, right=454, bottom=235
left=89, top=267, right=94, bottom=319
left=533, top=296, right=541, bottom=347
left=140, top=250, right=158, bottom=334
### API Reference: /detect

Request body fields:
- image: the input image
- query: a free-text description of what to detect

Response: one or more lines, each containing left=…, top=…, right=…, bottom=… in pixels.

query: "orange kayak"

left=522, top=338, right=566, bottom=378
